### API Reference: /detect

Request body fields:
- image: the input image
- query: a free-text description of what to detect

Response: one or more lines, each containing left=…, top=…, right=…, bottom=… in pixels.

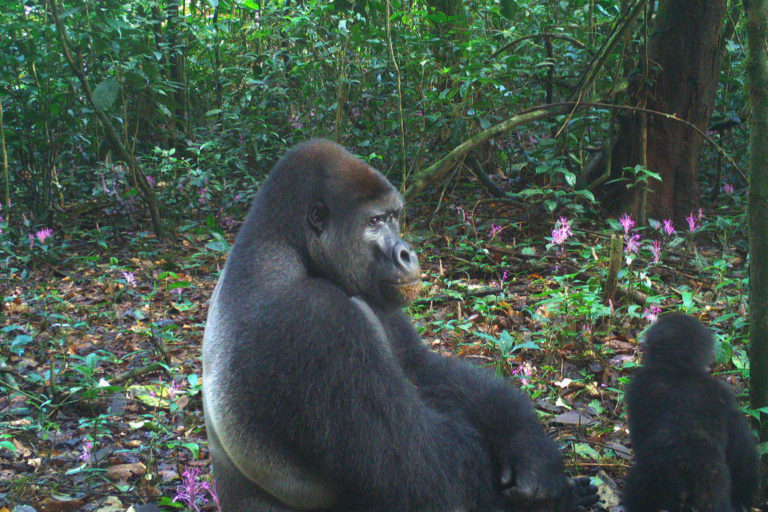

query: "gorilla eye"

left=369, top=215, right=384, bottom=227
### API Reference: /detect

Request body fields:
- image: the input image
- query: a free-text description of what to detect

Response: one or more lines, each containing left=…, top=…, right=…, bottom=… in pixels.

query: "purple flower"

left=723, top=183, right=735, bottom=194
left=146, top=176, right=156, bottom=188
left=79, top=439, right=93, bottom=464
left=619, top=213, right=635, bottom=234
left=644, top=306, right=662, bottom=323
left=551, top=217, right=572, bottom=247
left=492, top=270, right=510, bottom=289
left=662, top=219, right=676, bottom=236
left=122, top=271, right=137, bottom=287
left=168, top=380, right=184, bottom=400
left=203, top=479, right=221, bottom=512
left=686, top=212, right=699, bottom=232
left=35, top=228, right=53, bottom=243
left=174, top=467, right=210, bottom=512
left=650, top=240, right=663, bottom=264
left=456, top=206, right=471, bottom=226
left=511, top=363, right=531, bottom=386
left=489, top=224, right=502, bottom=240
left=625, top=234, right=641, bottom=254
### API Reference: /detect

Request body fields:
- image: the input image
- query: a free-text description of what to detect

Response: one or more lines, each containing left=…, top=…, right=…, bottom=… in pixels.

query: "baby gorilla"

left=623, top=313, right=759, bottom=512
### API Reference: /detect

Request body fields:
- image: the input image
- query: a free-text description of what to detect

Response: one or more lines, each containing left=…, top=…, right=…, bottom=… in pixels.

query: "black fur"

left=203, top=139, right=597, bottom=512
left=623, top=313, right=759, bottom=512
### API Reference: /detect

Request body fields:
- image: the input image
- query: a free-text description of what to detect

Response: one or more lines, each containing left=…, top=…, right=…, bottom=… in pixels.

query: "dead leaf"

left=553, top=410, right=597, bottom=426
left=106, top=462, right=147, bottom=482
left=12, top=439, right=32, bottom=458
left=39, top=495, right=84, bottom=512
left=93, top=496, right=123, bottom=512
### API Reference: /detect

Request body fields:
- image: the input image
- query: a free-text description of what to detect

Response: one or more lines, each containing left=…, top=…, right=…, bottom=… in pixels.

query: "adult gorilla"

left=203, top=139, right=596, bottom=512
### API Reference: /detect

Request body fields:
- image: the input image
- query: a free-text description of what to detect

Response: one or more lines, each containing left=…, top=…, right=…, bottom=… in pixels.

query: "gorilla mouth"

left=384, top=279, right=421, bottom=304
left=386, top=279, right=420, bottom=286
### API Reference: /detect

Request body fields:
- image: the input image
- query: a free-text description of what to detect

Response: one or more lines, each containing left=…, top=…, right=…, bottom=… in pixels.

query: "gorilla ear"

left=308, top=202, right=328, bottom=233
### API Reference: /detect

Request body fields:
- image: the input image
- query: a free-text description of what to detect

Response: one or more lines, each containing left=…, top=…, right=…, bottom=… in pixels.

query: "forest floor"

left=0, top=184, right=762, bottom=511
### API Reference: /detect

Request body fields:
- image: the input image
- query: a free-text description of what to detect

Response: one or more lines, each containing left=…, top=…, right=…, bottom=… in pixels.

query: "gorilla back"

left=203, top=140, right=589, bottom=512
left=623, top=313, right=759, bottom=512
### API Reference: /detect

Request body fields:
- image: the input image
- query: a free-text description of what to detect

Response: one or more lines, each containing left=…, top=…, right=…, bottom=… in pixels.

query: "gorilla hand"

left=566, top=477, right=599, bottom=512
left=497, top=433, right=568, bottom=506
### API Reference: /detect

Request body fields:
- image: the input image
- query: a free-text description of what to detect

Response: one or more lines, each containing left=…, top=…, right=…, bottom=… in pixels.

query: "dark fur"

left=623, top=313, right=759, bottom=512
left=203, top=140, right=596, bottom=512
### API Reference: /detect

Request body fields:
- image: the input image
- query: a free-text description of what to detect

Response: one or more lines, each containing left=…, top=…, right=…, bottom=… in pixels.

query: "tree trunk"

left=0, top=98, right=9, bottom=210
left=601, top=0, right=726, bottom=223
left=745, top=0, right=768, bottom=488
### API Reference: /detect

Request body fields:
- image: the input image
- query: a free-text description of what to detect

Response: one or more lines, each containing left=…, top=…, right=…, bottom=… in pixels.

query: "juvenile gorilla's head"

left=642, top=313, right=714, bottom=370
left=289, top=140, right=421, bottom=308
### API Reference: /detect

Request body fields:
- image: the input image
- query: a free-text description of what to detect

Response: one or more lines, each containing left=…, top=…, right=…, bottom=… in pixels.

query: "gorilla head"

left=642, top=312, right=714, bottom=370
left=251, top=139, right=420, bottom=308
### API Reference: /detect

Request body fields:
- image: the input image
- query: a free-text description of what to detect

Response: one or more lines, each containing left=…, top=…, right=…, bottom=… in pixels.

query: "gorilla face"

left=307, top=182, right=421, bottom=309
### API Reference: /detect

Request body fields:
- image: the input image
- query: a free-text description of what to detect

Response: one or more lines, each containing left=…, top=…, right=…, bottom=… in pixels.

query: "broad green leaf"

left=92, top=77, right=120, bottom=110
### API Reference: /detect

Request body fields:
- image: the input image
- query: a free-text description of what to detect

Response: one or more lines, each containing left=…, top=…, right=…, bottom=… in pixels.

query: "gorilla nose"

left=392, top=241, right=420, bottom=277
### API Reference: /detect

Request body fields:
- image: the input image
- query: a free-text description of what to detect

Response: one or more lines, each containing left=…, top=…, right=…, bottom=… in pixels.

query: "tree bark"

left=600, top=0, right=726, bottom=223
left=745, top=0, right=768, bottom=486
left=0, top=98, right=9, bottom=209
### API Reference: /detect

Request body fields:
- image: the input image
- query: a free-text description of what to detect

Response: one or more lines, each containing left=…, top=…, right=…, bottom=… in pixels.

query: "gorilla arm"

left=204, top=277, right=499, bottom=511
left=381, top=309, right=570, bottom=506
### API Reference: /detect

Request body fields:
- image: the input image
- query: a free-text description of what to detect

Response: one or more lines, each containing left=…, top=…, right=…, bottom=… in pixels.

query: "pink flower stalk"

left=35, top=228, right=53, bottom=243
left=511, top=364, right=531, bottom=386
left=723, top=183, right=735, bottom=194
left=122, top=271, right=137, bottom=287
left=79, top=439, right=93, bottom=464
left=493, top=270, right=509, bottom=289
left=644, top=306, right=662, bottom=323
left=686, top=212, right=699, bottom=232
left=489, top=224, right=502, bottom=240
left=551, top=217, right=572, bottom=247
left=456, top=206, right=471, bottom=225
left=625, top=234, right=641, bottom=254
left=662, top=219, right=676, bottom=236
left=651, top=240, right=663, bottom=264
left=619, top=213, right=635, bottom=234
left=174, top=467, right=210, bottom=512
left=203, top=479, right=221, bottom=512
left=168, top=380, right=184, bottom=400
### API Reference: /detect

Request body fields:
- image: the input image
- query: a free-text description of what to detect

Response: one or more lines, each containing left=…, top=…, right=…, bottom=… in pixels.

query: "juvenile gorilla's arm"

left=381, top=309, right=570, bottom=506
